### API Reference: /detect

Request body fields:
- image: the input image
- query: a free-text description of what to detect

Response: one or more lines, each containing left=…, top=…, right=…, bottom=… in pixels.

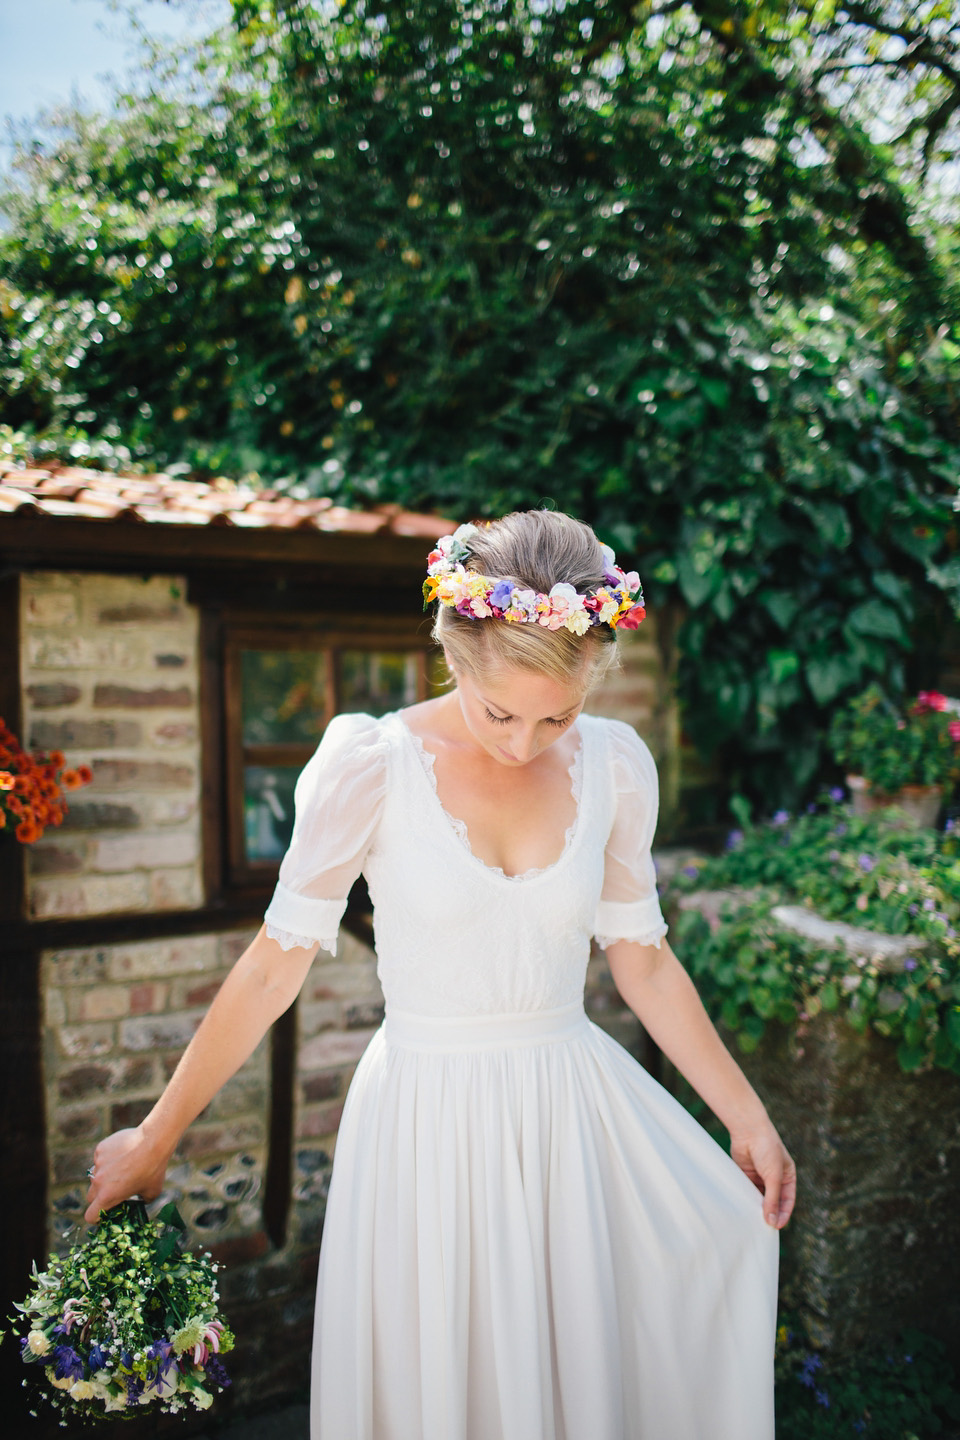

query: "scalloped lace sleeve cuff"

left=265, top=922, right=337, bottom=956
left=264, top=883, right=348, bottom=957
left=593, top=896, right=668, bottom=951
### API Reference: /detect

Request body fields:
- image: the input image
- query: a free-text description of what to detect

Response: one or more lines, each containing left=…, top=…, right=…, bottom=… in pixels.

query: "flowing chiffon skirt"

left=311, top=1006, right=778, bottom=1440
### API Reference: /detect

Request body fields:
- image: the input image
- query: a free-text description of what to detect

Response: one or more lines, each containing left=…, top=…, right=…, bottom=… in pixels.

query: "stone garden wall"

left=677, top=890, right=960, bottom=1363
left=22, top=571, right=203, bottom=918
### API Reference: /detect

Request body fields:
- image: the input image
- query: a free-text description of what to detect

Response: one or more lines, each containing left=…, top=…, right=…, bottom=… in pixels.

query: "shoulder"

left=586, top=715, right=658, bottom=789
left=305, top=711, right=393, bottom=774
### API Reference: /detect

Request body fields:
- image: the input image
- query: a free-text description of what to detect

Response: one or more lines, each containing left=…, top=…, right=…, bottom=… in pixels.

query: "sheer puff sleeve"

left=593, top=720, right=668, bottom=951
left=264, top=712, right=388, bottom=956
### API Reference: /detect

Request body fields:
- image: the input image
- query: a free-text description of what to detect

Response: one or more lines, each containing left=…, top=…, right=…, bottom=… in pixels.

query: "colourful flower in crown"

left=423, top=527, right=646, bottom=634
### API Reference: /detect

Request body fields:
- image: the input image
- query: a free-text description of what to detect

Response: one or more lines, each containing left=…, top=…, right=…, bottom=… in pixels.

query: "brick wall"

left=43, top=930, right=267, bottom=1251
left=21, top=572, right=202, bottom=918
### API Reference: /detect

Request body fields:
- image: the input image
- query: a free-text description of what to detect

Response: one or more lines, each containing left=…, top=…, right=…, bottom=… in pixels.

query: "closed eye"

left=483, top=707, right=573, bottom=729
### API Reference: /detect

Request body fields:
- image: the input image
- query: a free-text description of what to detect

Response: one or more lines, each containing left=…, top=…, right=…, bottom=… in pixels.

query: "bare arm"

left=605, top=936, right=796, bottom=1229
left=84, top=925, right=318, bottom=1223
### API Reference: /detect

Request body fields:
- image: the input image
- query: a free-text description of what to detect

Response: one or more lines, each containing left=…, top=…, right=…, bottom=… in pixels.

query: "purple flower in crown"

left=600, top=543, right=621, bottom=587
left=490, top=579, right=515, bottom=612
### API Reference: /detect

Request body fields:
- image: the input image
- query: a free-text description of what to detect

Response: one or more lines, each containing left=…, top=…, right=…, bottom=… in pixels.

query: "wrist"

left=139, top=1113, right=179, bottom=1165
left=720, top=1093, right=771, bottom=1142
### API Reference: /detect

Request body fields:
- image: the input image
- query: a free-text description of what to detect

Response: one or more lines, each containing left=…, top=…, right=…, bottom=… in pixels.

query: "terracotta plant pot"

left=846, top=774, right=942, bottom=828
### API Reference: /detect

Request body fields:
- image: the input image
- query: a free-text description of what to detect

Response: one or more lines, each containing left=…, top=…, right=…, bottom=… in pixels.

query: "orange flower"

left=13, top=774, right=31, bottom=794
left=7, top=796, right=23, bottom=817
left=0, top=771, right=13, bottom=791
left=50, top=750, right=65, bottom=768
left=77, top=765, right=94, bottom=785
left=61, top=769, right=82, bottom=790
left=15, top=820, right=38, bottom=843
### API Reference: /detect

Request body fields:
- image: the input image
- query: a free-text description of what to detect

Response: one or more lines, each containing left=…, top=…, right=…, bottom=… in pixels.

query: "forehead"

left=475, top=666, right=586, bottom=716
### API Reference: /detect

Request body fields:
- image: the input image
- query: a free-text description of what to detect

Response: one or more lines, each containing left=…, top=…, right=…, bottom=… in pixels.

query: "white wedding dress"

left=264, top=710, right=778, bottom=1440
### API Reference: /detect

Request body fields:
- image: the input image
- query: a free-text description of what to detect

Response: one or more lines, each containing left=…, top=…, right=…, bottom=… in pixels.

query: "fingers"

left=762, top=1163, right=782, bottom=1229
left=760, top=1146, right=797, bottom=1229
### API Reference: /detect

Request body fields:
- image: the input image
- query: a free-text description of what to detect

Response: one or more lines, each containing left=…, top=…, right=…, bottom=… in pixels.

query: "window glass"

left=243, top=765, right=300, bottom=862
left=338, top=650, right=419, bottom=715
left=241, top=650, right=327, bottom=744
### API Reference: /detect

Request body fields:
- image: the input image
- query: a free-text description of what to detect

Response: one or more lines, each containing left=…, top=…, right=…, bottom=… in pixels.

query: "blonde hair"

left=433, top=510, right=620, bottom=690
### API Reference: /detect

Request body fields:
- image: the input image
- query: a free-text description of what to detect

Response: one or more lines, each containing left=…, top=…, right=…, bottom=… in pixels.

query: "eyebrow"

left=480, top=696, right=574, bottom=722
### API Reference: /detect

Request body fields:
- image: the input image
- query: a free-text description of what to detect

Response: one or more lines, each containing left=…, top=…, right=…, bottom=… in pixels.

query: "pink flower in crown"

left=469, top=597, right=493, bottom=617
left=540, top=582, right=583, bottom=630
left=436, top=567, right=472, bottom=607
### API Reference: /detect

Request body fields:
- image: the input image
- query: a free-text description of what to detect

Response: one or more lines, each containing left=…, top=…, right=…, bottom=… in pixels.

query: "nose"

left=510, top=729, right=540, bottom=763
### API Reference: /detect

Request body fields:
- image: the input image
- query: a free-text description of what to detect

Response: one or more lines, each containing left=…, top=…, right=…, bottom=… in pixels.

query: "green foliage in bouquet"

left=667, top=798, right=960, bottom=1076
left=3, top=1200, right=234, bottom=1419
left=829, top=686, right=960, bottom=795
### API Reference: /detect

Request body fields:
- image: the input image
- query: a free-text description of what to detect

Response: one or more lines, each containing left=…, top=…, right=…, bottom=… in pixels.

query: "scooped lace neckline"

left=391, top=712, right=586, bottom=884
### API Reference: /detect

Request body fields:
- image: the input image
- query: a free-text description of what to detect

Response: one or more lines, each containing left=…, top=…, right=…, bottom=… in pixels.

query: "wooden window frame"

left=203, top=608, right=436, bottom=908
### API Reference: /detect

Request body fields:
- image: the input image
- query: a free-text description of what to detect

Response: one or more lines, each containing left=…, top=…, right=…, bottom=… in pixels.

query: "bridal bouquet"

left=5, top=1200, right=234, bottom=1419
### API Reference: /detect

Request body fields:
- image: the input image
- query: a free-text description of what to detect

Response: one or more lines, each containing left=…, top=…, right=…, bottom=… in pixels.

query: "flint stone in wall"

left=26, top=682, right=82, bottom=708
left=30, top=718, right=141, bottom=749
left=93, top=683, right=192, bottom=709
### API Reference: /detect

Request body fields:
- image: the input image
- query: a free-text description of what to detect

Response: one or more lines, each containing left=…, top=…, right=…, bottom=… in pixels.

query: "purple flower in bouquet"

left=146, top=1339, right=178, bottom=1396
left=52, top=1345, right=84, bottom=1382
left=205, top=1355, right=232, bottom=1390
left=87, top=1341, right=109, bottom=1374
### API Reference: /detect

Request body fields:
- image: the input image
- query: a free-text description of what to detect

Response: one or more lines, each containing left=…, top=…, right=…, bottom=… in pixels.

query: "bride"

left=85, top=509, right=795, bottom=1440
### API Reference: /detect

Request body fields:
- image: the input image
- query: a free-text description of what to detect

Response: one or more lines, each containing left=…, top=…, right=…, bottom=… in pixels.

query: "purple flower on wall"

left=857, top=854, right=874, bottom=873
left=903, top=958, right=918, bottom=971
left=725, top=830, right=744, bottom=851
left=829, top=786, right=845, bottom=803
left=772, top=809, right=790, bottom=827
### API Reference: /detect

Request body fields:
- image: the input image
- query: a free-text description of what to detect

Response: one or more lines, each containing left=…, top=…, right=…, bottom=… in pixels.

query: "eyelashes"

left=483, top=708, right=571, bottom=729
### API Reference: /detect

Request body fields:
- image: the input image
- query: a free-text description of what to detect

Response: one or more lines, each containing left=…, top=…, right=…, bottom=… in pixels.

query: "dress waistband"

left=383, top=1003, right=589, bottom=1052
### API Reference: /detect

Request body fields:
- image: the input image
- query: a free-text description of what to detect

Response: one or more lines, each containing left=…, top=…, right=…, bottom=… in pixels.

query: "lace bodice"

left=265, top=710, right=667, bottom=1017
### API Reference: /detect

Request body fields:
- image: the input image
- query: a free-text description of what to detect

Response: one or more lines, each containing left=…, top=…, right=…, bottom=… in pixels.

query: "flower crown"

left=423, top=524, right=646, bottom=634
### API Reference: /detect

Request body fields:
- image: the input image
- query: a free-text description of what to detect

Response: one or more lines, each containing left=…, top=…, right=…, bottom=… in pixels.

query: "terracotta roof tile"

left=0, top=463, right=453, bottom=543
left=0, top=486, right=41, bottom=514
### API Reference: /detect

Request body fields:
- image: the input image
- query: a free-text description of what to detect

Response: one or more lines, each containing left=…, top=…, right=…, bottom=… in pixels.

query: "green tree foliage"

left=2, top=0, right=959, bottom=811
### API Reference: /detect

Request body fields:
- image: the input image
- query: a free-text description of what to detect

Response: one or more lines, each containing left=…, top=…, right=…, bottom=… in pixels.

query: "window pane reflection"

left=241, top=651, right=327, bottom=745
left=243, top=765, right=300, bottom=862
left=338, top=651, right=418, bottom=716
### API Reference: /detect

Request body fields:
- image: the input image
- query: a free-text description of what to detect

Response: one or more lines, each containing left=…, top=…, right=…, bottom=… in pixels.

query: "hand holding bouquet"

left=5, top=1200, right=233, bottom=1418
